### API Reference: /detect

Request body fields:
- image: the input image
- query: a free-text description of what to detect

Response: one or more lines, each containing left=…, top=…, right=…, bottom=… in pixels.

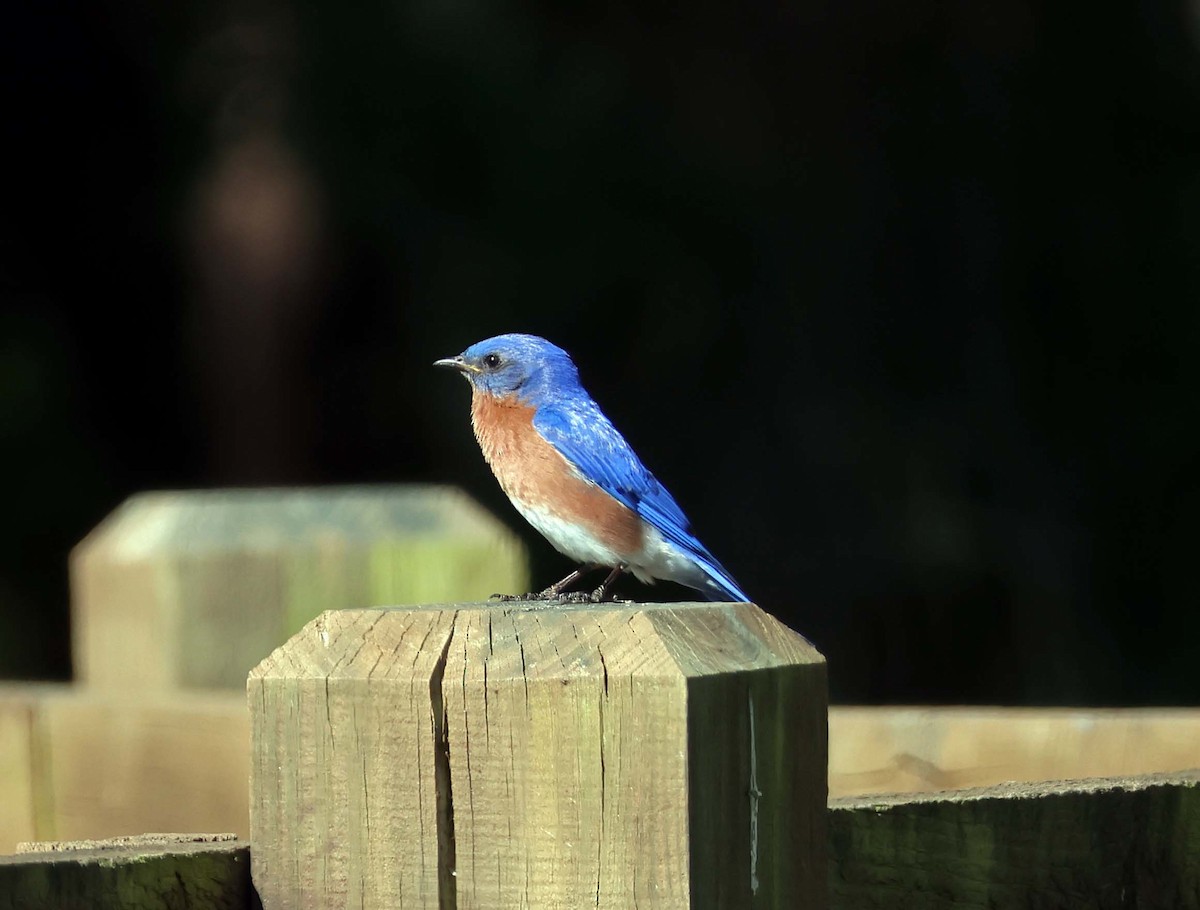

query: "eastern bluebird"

left=435, top=333, right=749, bottom=603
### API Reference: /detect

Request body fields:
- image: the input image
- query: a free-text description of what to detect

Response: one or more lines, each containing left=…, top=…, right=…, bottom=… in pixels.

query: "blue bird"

left=435, top=333, right=749, bottom=602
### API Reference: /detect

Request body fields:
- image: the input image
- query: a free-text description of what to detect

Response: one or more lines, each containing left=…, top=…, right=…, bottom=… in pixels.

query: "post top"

left=73, top=485, right=517, bottom=561
left=249, top=601, right=823, bottom=685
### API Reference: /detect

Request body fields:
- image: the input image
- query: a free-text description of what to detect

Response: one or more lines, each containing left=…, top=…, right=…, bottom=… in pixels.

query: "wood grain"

left=249, top=601, right=828, bottom=909
left=249, top=608, right=456, bottom=909
left=6, top=685, right=1200, bottom=858
left=35, top=687, right=249, bottom=845
left=0, top=835, right=252, bottom=910
left=829, top=771, right=1200, bottom=909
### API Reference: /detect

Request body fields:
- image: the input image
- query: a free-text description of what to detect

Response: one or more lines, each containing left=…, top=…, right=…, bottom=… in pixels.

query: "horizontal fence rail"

left=7, top=773, right=1197, bottom=910
left=830, top=770, right=1200, bottom=910
left=4, top=685, right=1200, bottom=854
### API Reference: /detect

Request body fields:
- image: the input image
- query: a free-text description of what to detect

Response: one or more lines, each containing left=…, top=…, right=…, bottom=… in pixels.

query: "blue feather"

left=533, top=401, right=749, bottom=602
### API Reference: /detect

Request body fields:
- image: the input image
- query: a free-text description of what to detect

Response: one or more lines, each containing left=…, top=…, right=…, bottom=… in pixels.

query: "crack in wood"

left=430, top=612, right=458, bottom=910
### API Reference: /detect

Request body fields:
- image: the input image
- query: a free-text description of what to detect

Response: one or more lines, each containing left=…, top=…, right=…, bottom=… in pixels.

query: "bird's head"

left=434, top=333, right=580, bottom=404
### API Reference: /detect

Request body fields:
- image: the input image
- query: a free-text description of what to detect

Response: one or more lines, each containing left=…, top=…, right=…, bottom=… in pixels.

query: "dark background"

left=4, top=0, right=1198, bottom=704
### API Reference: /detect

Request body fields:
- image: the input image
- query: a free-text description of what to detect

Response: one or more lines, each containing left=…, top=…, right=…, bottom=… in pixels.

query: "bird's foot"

left=554, top=590, right=599, bottom=604
left=586, top=586, right=632, bottom=604
left=585, top=565, right=628, bottom=603
left=489, top=566, right=596, bottom=603
left=488, top=565, right=629, bottom=605
left=486, top=589, right=623, bottom=606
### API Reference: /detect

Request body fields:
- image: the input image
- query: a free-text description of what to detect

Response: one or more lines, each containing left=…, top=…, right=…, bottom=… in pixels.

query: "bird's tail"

left=696, top=557, right=751, bottom=603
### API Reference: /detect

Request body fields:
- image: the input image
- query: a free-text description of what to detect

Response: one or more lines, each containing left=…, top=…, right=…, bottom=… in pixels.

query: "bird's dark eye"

left=482, top=353, right=502, bottom=370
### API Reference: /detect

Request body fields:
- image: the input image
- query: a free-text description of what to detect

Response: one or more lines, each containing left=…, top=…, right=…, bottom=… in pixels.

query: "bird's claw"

left=554, top=590, right=597, bottom=604
left=488, top=563, right=633, bottom=606
left=487, top=589, right=629, bottom=605
left=560, top=586, right=629, bottom=604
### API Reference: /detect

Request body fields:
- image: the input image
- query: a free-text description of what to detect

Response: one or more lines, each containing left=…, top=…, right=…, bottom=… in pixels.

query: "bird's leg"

left=588, top=565, right=626, bottom=603
left=491, top=565, right=600, bottom=602
left=537, top=566, right=596, bottom=599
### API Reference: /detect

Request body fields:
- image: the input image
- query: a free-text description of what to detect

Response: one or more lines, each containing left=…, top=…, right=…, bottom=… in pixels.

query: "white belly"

left=510, top=499, right=628, bottom=567
left=512, top=499, right=711, bottom=591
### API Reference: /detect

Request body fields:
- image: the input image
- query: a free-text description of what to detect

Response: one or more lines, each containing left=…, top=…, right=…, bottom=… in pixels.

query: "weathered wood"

left=248, top=602, right=828, bottom=909
left=0, top=685, right=250, bottom=852
left=6, top=679, right=1199, bottom=857
left=14, top=832, right=240, bottom=853
left=0, top=834, right=252, bottom=910
left=0, top=693, right=39, bottom=852
left=71, top=486, right=528, bottom=690
left=6, top=772, right=1196, bottom=909
left=828, top=771, right=1200, bottom=910
left=829, top=706, right=1200, bottom=797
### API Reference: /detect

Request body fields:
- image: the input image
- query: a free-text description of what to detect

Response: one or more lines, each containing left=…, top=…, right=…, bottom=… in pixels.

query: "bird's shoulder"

left=533, top=397, right=643, bottom=480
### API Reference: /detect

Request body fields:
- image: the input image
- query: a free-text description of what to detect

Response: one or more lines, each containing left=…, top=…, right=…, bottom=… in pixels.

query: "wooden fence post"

left=71, top=486, right=526, bottom=691
left=248, top=602, right=828, bottom=909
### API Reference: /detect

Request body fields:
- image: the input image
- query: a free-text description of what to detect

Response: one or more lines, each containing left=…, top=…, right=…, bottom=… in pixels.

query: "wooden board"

left=0, top=834, right=251, bottom=910
left=829, top=706, right=1200, bottom=797
left=828, top=771, right=1200, bottom=909
left=6, top=684, right=1199, bottom=860
left=0, top=693, right=38, bottom=850
left=4, top=774, right=1196, bottom=909
left=0, top=685, right=249, bottom=853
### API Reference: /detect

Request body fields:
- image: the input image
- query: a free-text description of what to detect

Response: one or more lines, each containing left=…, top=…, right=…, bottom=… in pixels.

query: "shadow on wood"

left=0, top=834, right=253, bottom=910
left=829, top=771, right=1200, bottom=910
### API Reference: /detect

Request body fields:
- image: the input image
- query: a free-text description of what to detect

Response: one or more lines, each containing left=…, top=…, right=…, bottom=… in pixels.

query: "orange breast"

left=470, top=391, right=644, bottom=555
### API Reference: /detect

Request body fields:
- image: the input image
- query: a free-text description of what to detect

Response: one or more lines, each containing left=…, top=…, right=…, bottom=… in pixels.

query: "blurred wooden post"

left=248, top=602, right=827, bottom=909
left=0, top=695, right=37, bottom=850
left=11, top=688, right=250, bottom=845
left=70, top=486, right=527, bottom=690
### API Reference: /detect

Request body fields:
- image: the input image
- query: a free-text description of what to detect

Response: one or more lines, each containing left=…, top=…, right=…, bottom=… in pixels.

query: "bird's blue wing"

left=532, top=401, right=748, bottom=601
